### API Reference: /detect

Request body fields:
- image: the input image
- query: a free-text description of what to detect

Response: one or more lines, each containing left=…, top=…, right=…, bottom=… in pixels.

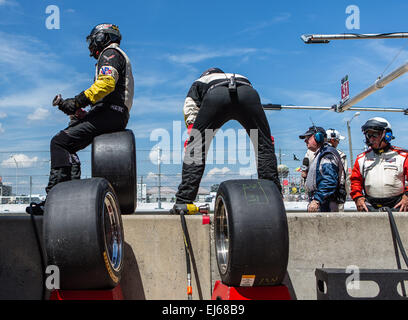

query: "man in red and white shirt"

left=350, top=117, right=408, bottom=212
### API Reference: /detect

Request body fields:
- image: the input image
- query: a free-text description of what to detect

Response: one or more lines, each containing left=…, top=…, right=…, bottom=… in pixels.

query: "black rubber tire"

left=92, top=129, right=137, bottom=214
left=44, top=178, right=124, bottom=290
left=214, top=179, right=289, bottom=287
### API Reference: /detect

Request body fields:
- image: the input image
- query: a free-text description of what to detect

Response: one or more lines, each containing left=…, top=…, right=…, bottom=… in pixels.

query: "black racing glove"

left=58, top=98, right=77, bottom=115
left=58, top=91, right=91, bottom=115
left=74, top=91, right=91, bottom=108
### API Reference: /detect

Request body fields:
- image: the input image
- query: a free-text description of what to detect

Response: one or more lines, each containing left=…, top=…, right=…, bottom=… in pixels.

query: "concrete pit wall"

left=1, top=212, right=408, bottom=300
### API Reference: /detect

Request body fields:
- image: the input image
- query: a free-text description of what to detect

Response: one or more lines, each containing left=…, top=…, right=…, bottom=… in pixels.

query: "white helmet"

left=362, top=117, right=394, bottom=144
left=326, top=128, right=345, bottom=141
left=361, top=117, right=392, bottom=132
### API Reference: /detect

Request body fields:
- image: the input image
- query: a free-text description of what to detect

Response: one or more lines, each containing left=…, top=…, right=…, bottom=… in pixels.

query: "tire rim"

left=103, top=192, right=123, bottom=272
left=215, top=195, right=229, bottom=275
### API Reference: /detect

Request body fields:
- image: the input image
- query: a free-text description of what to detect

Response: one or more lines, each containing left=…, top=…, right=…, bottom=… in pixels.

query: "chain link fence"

left=0, top=146, right=361, bottom=204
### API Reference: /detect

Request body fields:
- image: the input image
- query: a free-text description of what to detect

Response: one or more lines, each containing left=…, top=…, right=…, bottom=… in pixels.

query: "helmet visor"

left=365, top=131, right=381, bottom=139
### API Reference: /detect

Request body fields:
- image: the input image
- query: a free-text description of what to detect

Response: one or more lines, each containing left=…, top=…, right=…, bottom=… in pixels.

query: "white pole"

left=12, top=156, right=18, bottom=200
left=346, top=112, right=360, bottom=168
left=157, top=146, right=162, bottom=209
left=302, top=33, right=408, bottom=43
left=262, top=104, right=407, bottom=113
left=338, top=62, right=408, bottom=112
left=29, top=176, right=32, bottom=204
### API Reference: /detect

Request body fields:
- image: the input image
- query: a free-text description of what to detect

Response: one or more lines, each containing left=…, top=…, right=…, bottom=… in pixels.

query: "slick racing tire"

left=44, top=178, right=124, bottom=290
left=92, top=129, right=137, bottom=214
left=214, top=179, right=289, bottom=287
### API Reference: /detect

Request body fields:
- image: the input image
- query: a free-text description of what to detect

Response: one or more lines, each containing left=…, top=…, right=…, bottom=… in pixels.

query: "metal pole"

left=301, top=33, right=408, bottom=44
left=347, top=121, right=353, bottom=168
left=262, top=104, right=408, bottom=114
left=347, top=112, right=360, bottom=168
left=12, top=156, right=18, bottom=200
left=29, top=176, right=32, bottom=204
left=338, top=62, right=408, bottom=112
left=157, top=147, right=162, bottom=209
left=279, top=148, right=282, bottom=165
left=140, top=175, right=143, bottom=203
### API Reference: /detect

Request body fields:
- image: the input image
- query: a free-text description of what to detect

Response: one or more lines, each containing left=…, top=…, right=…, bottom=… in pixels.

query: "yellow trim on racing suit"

left=84, top=74, right=116, bottom=104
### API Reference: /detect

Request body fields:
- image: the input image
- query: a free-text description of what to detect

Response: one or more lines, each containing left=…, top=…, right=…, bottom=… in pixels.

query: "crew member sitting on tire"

left=175, top=68, right=282, bottom=205
left=299, top=126, right=346, bottom=212
left=350, top=117, right=408, bottom=212
left=27, top=23, right=134, bottom=215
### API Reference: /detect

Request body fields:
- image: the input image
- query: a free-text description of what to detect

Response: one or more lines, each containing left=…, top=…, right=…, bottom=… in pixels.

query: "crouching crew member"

left=175, top=68, right=281, bottom=204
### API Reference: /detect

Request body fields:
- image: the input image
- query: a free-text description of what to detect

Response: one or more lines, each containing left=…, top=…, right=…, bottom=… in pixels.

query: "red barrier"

left=50, top=285, right=124, bottom=300
left=211, top=281, right=291, bottom=300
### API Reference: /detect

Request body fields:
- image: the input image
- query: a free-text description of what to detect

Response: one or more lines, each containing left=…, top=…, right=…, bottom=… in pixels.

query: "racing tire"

left=44, top=178, right=124, bottom=290
left=214, top=179, right=289, bottom=287
left=92, top=129, right=137, bottom=214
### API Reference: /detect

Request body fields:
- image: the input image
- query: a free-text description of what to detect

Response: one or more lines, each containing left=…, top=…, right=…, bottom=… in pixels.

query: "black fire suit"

left=46, top=43, right=134, bottom=193
left=175, top=72, right=281, bottom=204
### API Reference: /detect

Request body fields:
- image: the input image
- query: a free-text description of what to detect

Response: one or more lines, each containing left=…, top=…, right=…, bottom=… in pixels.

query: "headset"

left=310, top=119, right=325, bottom=144
left=384, top=130, right=394, bottom=143
left=314, top=130, right=325, bottom=144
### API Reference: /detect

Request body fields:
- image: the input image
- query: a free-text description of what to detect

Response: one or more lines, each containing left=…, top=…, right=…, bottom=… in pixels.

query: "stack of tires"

left=214, top=179, right=289, bottom=288
left=43, top=129, right=136, bottom=290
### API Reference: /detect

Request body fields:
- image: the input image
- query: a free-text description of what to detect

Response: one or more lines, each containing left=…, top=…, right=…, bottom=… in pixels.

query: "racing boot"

left=26, top=166, right=72, bottom=215
left=26, top=200, right=46, bottom=216
left=45, top=166, right=72, bottom=194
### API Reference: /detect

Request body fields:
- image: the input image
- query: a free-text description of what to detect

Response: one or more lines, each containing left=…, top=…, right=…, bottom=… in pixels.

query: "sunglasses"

left=365, top=132, right=381, bottom=139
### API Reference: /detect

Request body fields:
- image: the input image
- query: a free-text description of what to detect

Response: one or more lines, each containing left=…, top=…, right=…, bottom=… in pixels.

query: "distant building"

left=146, top=186, right=210, bottom=203
left=147, top=186, right=177, bottom=203
left=0, top=178, right=12, bottom=197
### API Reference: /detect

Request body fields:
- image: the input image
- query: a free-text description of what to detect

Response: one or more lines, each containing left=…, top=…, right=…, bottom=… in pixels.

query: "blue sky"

left=1, top=0, right=408, bottom=195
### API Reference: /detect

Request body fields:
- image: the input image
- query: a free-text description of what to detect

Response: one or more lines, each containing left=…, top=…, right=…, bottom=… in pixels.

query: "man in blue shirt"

left=299, top=126, right=345, bottom=212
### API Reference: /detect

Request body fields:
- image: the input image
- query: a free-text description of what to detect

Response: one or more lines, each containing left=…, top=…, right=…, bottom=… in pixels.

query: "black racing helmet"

left=361, top=117, right=392, bottom=133
left=86, top=23, right=122, bottom=59
left=200, top=67, right=224, bottom=77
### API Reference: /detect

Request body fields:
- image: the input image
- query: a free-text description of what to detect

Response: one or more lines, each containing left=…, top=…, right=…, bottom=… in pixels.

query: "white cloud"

left=0, top=31, right=88, bottom=104
left=239, top=166, right=257, bottom=177
left=27, top=108, right=50, bottom=121
left=238, top=13, right=291, bottom=34
left=146, top=172, right=157, bottom=180
left=202, top=167, right=231, bottom=182
left=0, top=123, right=4, bottom=134
left=149, top=148, right=171, bottom=165
left=0, top=31, right=62, bottom=75
left=0, top=112, right=6, bottom=118
left=1, top=154, right=39, bottom=168
left=0, top=82, right=80, bottom=110
left=279, top=89, right=338, bottom=106
left=134, top=74, right=167, bottom=88
left=132, top=95, right=182, bottom=115
left=207, top=167, right=230, bottom=176
left=0, top=0, right=13, bottom=5
left=166, top=47, right=257, bottom=65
